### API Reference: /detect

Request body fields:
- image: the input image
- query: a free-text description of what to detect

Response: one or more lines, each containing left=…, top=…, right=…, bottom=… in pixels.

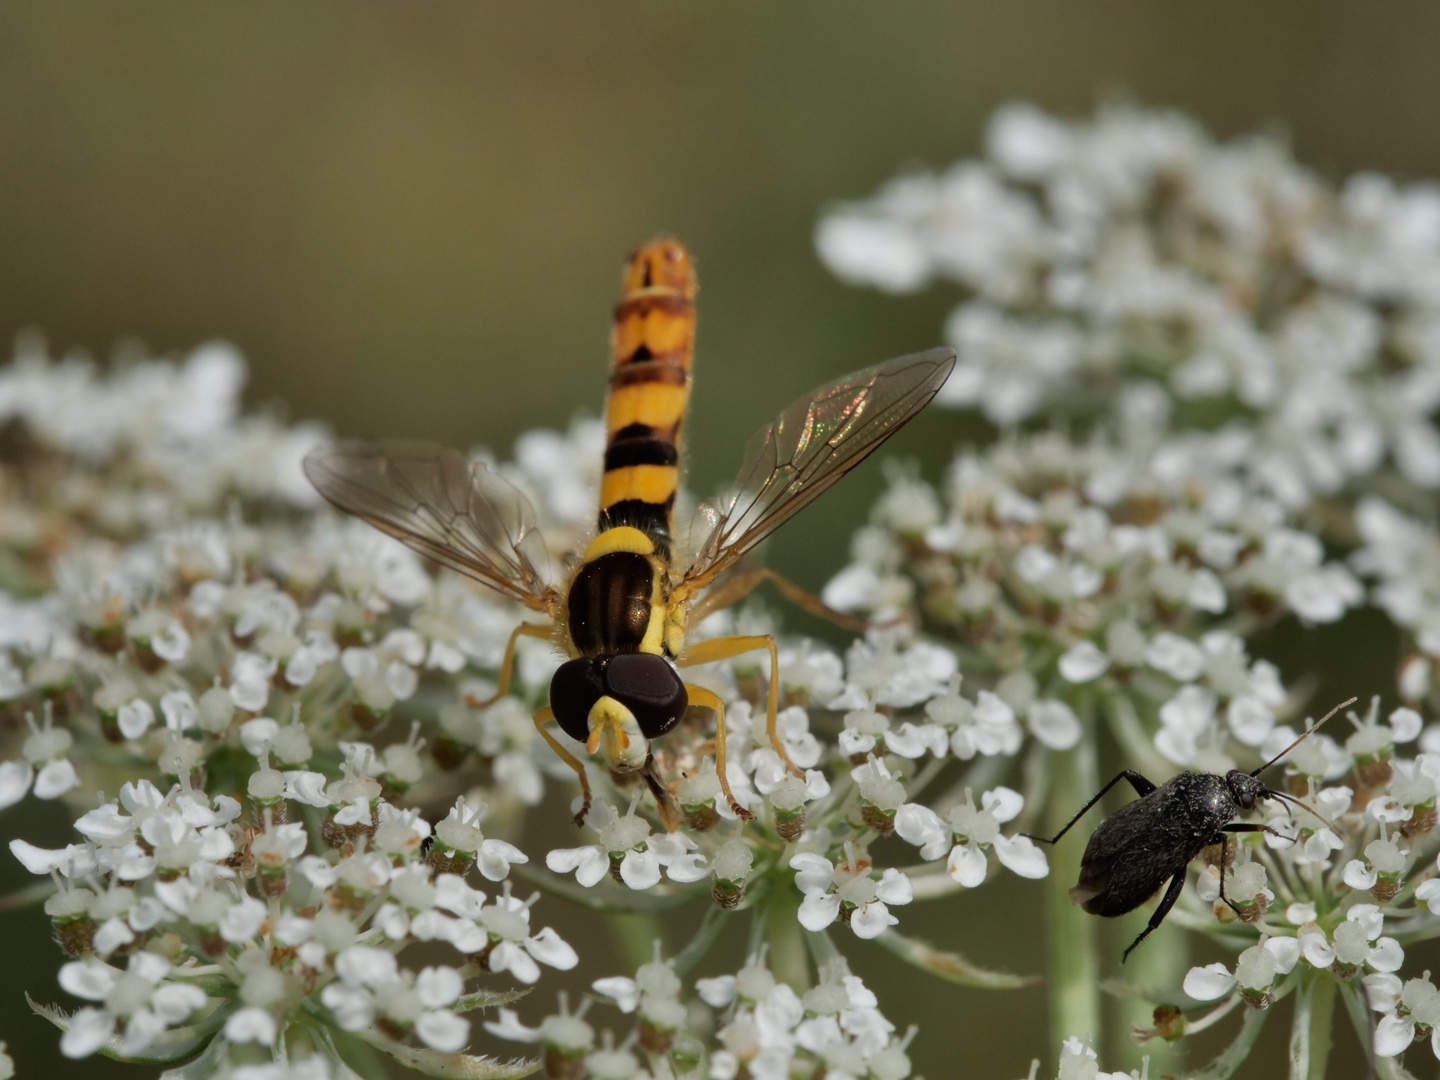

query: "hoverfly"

left=305, top=239, right=955, bottom=830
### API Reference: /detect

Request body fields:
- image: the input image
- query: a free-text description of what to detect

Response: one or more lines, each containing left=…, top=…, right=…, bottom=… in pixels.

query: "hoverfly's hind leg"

left=469, top=623, right=552, bottom=709
left=1122, top=870, right=1185, bottom=964
left=1023, top=770, right=1157, bottom=846
left=683, top=683, right=755, bottom=822
left=532, top=706, right=593, bottom=827
left=688, top=566, right=867, bottom=632
left=640, top=753, right=680, bottom=833
left=678, top=633, right=800, bottom=779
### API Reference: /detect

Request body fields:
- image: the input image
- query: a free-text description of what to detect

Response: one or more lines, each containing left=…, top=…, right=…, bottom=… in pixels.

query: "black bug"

left=1027, top=697, right=1356, bottom=962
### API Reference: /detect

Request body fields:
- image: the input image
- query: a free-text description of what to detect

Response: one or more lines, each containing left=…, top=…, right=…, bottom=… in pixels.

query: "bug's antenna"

left=1249, top=696, right=1358, bottom=778
left=1264, top=788, right=1339, bottom=833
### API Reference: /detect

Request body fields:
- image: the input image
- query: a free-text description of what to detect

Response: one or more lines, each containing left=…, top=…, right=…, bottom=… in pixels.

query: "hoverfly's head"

left=1225, top=769, right=1267, bottom=811
left=550, top=654, right=688, bottom=774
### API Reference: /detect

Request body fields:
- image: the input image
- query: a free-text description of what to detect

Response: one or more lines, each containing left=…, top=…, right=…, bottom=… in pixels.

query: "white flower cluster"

left=488, top=948, right=916, bottom=1080
left=818, top=101, right=1440, bottom=506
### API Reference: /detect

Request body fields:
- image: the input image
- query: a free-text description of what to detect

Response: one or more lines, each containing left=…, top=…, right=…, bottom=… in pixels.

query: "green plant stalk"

left=765, top=876, right=810, bottom=991
left=1288, top=970, right=1335, bottom=1080
left=608, top=911, right=663, bottom=972
left=1111, top=919, right=1183, bottom=1075
left=1045, top=737, right=1100, bottom=1055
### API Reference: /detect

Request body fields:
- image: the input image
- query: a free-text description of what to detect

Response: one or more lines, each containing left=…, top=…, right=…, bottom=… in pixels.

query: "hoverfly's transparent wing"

left=683, top=347, right=956, bottom=588
left=304, top=440, right=560, bottom=612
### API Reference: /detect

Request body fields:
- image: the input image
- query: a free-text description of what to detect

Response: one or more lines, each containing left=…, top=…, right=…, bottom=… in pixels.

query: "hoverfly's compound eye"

left=550, top=658, right=607, bottom=744
left=604, top=653, right=688, bottom=739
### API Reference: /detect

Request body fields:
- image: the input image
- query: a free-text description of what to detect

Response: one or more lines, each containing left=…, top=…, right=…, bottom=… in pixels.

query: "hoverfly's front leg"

left=467, top=622, right=552, bottom=709
left=532, top=706, right=593, bottom=827
left=688, top=566, right=866, bottom=632
left=678, top=633, right=801, bottom=779
left=683, top=683, right=754, bottom=822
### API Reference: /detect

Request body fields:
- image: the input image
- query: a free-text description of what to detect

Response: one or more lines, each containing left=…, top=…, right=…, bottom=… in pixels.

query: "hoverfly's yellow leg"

left=678, top=634, right=802, bottom=779
left=682, top=683, right=755, bottom=822
left=687, top=567, right=867, bottom=632
left=467, top=623, right=552, bottom=709
left=532, top=706, right=593, bottom=828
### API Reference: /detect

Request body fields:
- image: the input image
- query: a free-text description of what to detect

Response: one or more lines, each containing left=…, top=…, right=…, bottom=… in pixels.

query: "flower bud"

left=767, top=776, right=808, bottom=842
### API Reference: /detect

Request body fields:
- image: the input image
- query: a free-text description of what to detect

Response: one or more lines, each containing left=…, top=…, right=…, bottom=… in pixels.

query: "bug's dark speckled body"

left=1070, top=771, right=1262, bottom=916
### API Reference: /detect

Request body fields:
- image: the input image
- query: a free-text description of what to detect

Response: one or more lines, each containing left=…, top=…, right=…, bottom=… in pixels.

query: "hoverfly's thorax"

left=567, top=533, right=668, bottom=657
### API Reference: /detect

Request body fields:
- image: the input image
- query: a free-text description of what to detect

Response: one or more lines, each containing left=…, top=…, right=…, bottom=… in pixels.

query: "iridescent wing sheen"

left=682, top=347, right=956, bottom=588
left=304, top=440, right=560, bottom=612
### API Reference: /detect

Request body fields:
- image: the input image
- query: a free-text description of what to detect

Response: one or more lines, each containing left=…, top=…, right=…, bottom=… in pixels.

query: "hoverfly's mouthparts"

left=1249, top=696, right=1359, bottom=778
left=1262, top=787, right=1339, bottom=834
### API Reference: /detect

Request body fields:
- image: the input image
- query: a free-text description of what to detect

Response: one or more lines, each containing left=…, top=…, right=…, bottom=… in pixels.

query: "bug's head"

left=1225, top=769, right=1267, bottom=810
left=550, top=654, right=688, bottom=773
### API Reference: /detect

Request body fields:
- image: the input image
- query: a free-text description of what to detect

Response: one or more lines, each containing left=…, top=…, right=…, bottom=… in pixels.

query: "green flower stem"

left=0, top=879, right=56, bottom=913
left=765, top=875, right=810, bottom=991
left=1189, top=1003, right=1270, bottom=1080
left=1111, top=919, right=1183, bottom=1075
left=608, top=911, right=663, bottom=972
left=1045, top=735, right=1099, bottom=1053
left=1289, top=970, right=1335, bottom=1080
left=672, top=902, right=729, bottom=977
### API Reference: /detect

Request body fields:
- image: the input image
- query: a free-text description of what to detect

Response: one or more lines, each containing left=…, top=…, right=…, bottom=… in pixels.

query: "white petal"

left=150, top=982, right=205, bottom=1023
left=525, top=927, right=578, bottom=970
left=415, top=1011, right=469, bottom=1054
left=1028, top=700, right=1081, bottom=750
left=1343, top=860, right=1378, bottom=890
left=1363, top=973, right=1403, bottom=1011
left=592, top=976, right=640, bottom=1013
left=797, top=892, right=841, bottom=931
left=893, top=803, right=947, bottom=849
left=1300, top=933, right=1334, bottom=968
left=59, top=960, right=119, bottom=1001
left=93, top=918, right=136, bottom=956
left=239, top=718, right=279, bottom=757
left=980, top=786, right=1025, bottom=824
left=415, top=966, right=463, bottom=1009
left=60, top=1008, right=115, bottom=1059
left=850, top=901, right=897, bottom=939
left=9, top=839, right=86, bottom=875
left=665, top=853, right=710, bottom=884
left=1368, top=938, right=1405, bottom=973
left=476, top=839, right=527, bottom=881
left=119, top=1008, right=164, bottom=1057
left=33, top=758, right=79, bottom=800
left=0, top=761, right=33, bottom=808
left=994, top=835, right=1050, bottom=879
left=696, top=975, right=736, bottom=1008
left=1058, top=642, right=1110, bottom=683
left=225, top=1007, right=277, bottom=1045
left=874, top=868, right=913, bottom=905
left=1263, top=937, right=1300, bottom=975
left=1374, top=1014, right=1416, bottom=1058
left=1183, top=963, right=1236, bottom=1001
left=619, top=850, right=660, bottom=890
left=947, top=843, right=988, bottom=888
left=117, top=699, right=155, bottom=740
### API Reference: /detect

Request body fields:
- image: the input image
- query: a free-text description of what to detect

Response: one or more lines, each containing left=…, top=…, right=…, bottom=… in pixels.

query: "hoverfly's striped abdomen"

left=599, top=239, right=696, bottom=559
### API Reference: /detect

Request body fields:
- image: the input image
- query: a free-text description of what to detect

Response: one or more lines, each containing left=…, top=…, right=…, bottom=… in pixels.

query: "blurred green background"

left=2, top=2, right=1437, bottom=1076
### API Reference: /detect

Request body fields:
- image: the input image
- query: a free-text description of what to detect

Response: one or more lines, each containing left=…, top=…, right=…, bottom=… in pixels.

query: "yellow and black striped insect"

left=304, top=239, right=954, bottom=830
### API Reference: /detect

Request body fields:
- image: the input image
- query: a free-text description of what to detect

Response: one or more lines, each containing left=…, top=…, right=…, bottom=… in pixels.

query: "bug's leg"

left=1207, top=833, right=1243, bottom=917
left=688, top=566, right=867, bottom=632
left=1122, top=870, right=1186, bottom=964
left=1023, top=770, right=1158, bottom=845
left=467, top=623, right=552, bottom=709
left=683, top=683, right=755, bottom=822
left=531, top=706, right=593, bottom=828
left=1224, top=821, right=1295, bottom=843
left=678, top=634, right=800, bottom=778
left=639, top=753, right=679, bottom=834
